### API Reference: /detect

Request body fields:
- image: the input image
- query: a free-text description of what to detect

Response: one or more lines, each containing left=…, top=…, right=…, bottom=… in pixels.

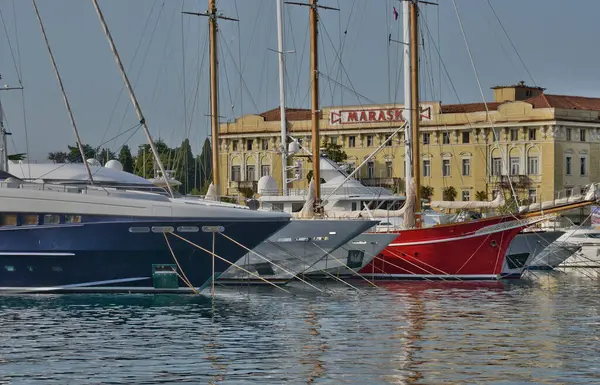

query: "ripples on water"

left=1, top=272, right=599, bottom=384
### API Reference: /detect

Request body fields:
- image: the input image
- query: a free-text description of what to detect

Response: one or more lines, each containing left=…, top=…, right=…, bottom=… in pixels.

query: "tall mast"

left=208, top=0, right=220, bottom=193
left=402, top=0, right=415, bottom=229
left=409, top=1, right=421, bottom=224
left=92, top=0, right=174, bottom=197
left=32, top=0, right=95, bottom=185
left=309, top=0, right=321, bottom=210
left=276, top=0, right=288, bottom=196
left=182, top=2, right=237, bottom=197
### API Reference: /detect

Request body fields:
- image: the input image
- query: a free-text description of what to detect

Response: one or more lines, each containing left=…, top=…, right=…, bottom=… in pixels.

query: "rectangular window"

left=580, top=157, right=587, bottom=176
left=43, top=214, right=60, bottom=225
left=442, top=132, right=450, bottom=144
left=21, top=214, right=39, bottom=226
left=565, top=156, right=572, bottom=175
left=510, top=128, right=518, bottom=141
left=261, top=139, right=269, bottom=150
left=232, top=140, right=238, bottom=151
left=423, top=159, right=431, bottom=177
left=442, top=159, right=451, bottom=177
left=367, top=161, right=374, bottom=179
left=462, top=158, right=471, bottom=176
left=385, top=136, right=392, bottom=146
left=246, top=165, right=256, bottom=181
left=510, top=157, right=520, bottom=175
left=528, top=128, right=536, bottom=141
left=566, top=188, right=573, bottom=198
left=1, top=214, right=17, bottom=226
left=462, top=131, right=470, bottom=144
left=330, top=136, right=338, bottom=145
left=348, top=136, right=356, bottom=147
left=246, top=139, right=253, bottom=151
left=462, top=190, right=470, bottom=201
left=231, top=165, right=241, bottom=182
left=566, top=128, right=572, bottom=141
left=492, top=157, right=502, bottom=176
left=580, top=129, right=586, bottom=142
left=261, top=165, right=270, bottom=177
left=528, top=189, right=537, bottom=204
left=366, top=135, right=373, bottom=147
left=423, top=133, right=430, bottom=145
left=385, top=161, right=393, bottom=178
left=64, top=215, right=81, bottom=224
left=527, top=156, right=539, bottom=175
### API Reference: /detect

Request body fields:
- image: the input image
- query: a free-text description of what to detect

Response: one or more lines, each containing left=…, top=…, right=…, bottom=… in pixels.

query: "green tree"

left=118, top=145, right=134, bottom=173
left=420, top=185, right=434, bottom=201
left=133, top=140, right=172, bottom=179
left=306, top=139, right=348, bottom=182
left=442, top=186, right=457, bottom=201
left=8, top=153, right=26, bottom=161
left=197, top=138, right=212, bottom=189
left=67, top=144, right=96, bottom=163
left=96, top=148, right=116, bottom=164
left=48, top=151, right=68, bottom=163
left=475, top=190, right=488, bottom=201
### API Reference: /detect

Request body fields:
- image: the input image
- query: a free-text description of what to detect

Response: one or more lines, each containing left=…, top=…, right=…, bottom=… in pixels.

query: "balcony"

left=359, top=177, right=403, bottom=189
left=487, top=174, right=541, bottom=185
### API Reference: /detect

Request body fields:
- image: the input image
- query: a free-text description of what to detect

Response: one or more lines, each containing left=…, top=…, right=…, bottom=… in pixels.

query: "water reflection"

left=0, top=273, right=599, bottom=383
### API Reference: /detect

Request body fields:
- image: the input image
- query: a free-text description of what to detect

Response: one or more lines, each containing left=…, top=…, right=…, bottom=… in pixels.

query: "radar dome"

left=257, top=175, right=277, bottom=195
left=288, top=140, right=300, bottom=155
left=86, top=158, right=101, bottom=167
left=105, top=159, right=123, bottom=171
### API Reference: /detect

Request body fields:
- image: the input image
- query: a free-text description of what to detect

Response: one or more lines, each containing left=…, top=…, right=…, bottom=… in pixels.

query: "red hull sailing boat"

left=361, top=215, right=548, bottom=280
left=358, top=2, right=555, bottom=280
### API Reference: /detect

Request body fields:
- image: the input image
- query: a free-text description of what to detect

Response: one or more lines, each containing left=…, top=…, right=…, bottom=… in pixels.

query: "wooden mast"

left=309, top=0, right=321, bottom=212
left=409, top=1, right=422, bottom=226
left=208, top=0, right=220, bottom=192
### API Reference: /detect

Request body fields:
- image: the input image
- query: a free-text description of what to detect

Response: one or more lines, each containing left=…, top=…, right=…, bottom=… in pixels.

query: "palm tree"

left=442, top=186, right=457, bottom=201
left=475, top=190, right=488, bottom=201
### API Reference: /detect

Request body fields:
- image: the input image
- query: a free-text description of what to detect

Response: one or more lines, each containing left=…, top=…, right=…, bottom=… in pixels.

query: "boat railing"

left=261, top=185, right=397, bottom=199
left=0, top=180, right=170, bottom=198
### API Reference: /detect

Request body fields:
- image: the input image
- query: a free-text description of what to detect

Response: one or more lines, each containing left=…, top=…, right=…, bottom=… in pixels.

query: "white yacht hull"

left=501, top=231, right=564, bottom=277
left=304, top=232, right=397, bottom=278
left=217, top=219, right=378, bottom=283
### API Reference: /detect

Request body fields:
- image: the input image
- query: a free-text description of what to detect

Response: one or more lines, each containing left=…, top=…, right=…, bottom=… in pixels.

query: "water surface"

left=1, top=271, right=599, bottom=384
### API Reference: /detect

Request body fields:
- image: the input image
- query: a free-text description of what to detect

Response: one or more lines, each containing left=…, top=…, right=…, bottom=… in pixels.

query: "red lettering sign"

left=329, top=105, right=433, bottom=125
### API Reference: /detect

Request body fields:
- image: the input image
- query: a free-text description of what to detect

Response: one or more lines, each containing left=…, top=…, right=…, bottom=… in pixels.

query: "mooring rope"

left=218, top=232, right=325, bottom=293
left=167, top=232, right=293, bottom=295
left=163, top=232, right=199, bottom=294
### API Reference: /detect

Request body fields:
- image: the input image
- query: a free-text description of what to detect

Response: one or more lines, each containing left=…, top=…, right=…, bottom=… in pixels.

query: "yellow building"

left=218, top=82, right=600, bottom=203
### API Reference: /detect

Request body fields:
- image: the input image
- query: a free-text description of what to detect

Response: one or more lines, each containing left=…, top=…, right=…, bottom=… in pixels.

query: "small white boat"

left=501, top=230, right=565, bottom=277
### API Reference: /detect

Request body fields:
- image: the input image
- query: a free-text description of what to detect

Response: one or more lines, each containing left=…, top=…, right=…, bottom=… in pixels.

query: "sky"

left=1, top=0, right=599, bottom=162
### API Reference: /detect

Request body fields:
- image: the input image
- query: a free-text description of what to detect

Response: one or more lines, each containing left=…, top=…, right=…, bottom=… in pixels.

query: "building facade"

left=217, top=83, right=600, bottom=203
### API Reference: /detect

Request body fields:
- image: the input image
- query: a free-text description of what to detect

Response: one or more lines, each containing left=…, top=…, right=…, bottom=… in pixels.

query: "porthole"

left=129, top=227, right=150, bottom=233
left=4, top=266, right=15, bottom=272
left=152, top=226, right=174, bottom=233
left=177, top=226, right=199, bottom=233
left=27, top=266, right=34, bottom=272
left=52, top=266, right=62, bottom=272
left=295, top=237, right=310, bottom=242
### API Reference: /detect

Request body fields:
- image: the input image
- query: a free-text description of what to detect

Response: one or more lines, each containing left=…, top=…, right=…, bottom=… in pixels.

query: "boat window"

left=291, top=203, right=304, bottom=213
left=151, top=226, right=174, bottom=233
left=65, top=215, right=82, bottom=224
left=4, top=266, right=15, bottom=272
left=27, top=266, right=34, bottom=272
left=271, top=203, right=284, bottom=212
left=43, top=214, right=61, bottom=225
left=21, top=214, right=39, bottom=226
left=129, top=227, right=150, bottom=233
left=1, top=214, right=17, bottom=226
left=177, top=226, right=199, bottom=233
left=585, top=233, right=600, bottom=239
left=52, top=266, right=62, bottom=272
left=295, top=237, right=310, bottom=242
